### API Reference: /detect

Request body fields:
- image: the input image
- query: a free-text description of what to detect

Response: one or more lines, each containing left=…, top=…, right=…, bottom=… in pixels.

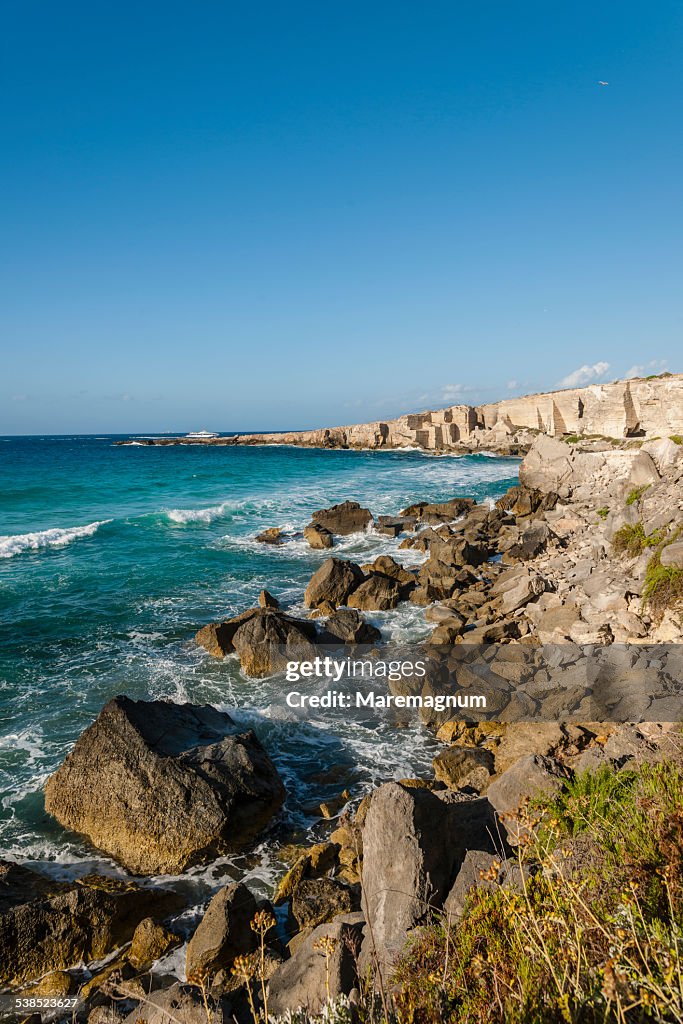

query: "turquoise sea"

left=0, top=435, right=519, bottom=911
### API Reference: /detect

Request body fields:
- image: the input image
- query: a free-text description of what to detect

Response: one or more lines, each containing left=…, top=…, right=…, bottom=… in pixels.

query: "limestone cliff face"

left=233, top=375, right=683, bottom=452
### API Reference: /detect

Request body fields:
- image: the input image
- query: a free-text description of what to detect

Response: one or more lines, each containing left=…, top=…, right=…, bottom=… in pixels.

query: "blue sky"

left=1, top=1, right=682, bottom=434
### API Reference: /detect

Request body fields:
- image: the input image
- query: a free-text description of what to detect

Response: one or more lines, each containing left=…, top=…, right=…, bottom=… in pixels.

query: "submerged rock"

left=44, top=697, right=285, bottom=874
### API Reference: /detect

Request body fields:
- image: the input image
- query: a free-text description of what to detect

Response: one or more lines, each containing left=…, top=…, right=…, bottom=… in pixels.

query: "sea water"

left=0, top=435, right=519, bottom=945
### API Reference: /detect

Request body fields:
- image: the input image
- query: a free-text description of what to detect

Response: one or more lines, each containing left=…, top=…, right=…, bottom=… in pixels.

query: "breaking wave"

left=0, top=520, right=111, bottom=559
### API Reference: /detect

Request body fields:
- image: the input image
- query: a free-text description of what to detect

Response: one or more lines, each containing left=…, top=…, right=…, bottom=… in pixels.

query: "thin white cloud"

left=558, top=361, right=610, bottom=388
left=625, top=359, right=668, bottom=379
left=506, top=380, right=518, bottom=390
left=440, top=383, right=475, bottom=401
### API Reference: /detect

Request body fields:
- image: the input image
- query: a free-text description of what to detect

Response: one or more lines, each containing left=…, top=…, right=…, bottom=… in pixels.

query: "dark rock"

left=304, top=558, right=365, bottom=609
left=310, top=501, right=373, bottom=536
left=291, top=878, right=355, bottom=930
left=0, top=863, right=181, bottom=987
left=318, top=608, right=381, bottom=644
left=128, top=918, right=180, bottom=969
left=255, top=527, right=286, bottom=545
left=375, top=515, right=415, bottom=537
left=186, top=882, right=258, bottom=979
left=496, top=485, right=559, bottom=517
left=258, top=589, right=279, bottom=609
left=231, top=609, right=317, bottom=677
left=44, top=697, right=285, bottom=875
left=400, top=498, right=475, bottom=524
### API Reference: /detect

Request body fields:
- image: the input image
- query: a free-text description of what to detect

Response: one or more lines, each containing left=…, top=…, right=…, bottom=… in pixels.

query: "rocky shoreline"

left=115, top=373, right=683, bottom=457
left=3, top=430, right=683, bottom=1023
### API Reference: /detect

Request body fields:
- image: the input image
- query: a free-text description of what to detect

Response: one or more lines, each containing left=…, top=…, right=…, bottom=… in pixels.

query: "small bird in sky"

left=598, top=81, right=609, bottom=86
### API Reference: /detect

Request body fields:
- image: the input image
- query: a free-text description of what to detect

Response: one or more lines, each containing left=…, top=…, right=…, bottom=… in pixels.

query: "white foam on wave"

left=0, top=520, right=111, bottom=559
left=166, top=503, right=232, bottom=525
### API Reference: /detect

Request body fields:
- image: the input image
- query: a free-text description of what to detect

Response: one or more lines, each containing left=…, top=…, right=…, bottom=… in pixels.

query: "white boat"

left=185, top=429, right=219, bottom=439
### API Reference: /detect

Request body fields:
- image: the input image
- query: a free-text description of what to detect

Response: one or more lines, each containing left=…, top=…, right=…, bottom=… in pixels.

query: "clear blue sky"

left=2, top=1, right=682, bottom=434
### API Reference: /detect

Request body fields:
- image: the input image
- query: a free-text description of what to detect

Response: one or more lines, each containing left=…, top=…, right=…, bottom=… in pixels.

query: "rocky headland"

left=118, top=372, right=683, bottom=455
left=4, top=402, right=683, bottom=1023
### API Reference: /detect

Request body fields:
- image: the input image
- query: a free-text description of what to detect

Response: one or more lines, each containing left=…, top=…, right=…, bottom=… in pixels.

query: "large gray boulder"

left=304, top=558, right=364, bottom=609
left=0, top=860, right=181, bottom=986
left=361, top=783, right=497, bottom=967
left=186, top=882, right=258, bottom=979
left=44, top=698, right=285, bottom=875
left=267, top=913, right=365, bottom=1016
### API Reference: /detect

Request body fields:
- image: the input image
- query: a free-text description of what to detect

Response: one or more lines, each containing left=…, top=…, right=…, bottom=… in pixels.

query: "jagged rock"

left=44, top=698, right=285, bottom=875
left=487, top=755, right=567, bottom=843
left=304, top=558, right=365, bottom=609
left=432, top=747, right=495, bottom=791
left=347, top=574, right=402, bottom=611
left=274, top=843, right=339, bottom=903
left=258, top=589, right=279, bottom=609
left=304, top=523, right=334, bottom=549
left=267, top=914, right=365, bottom=1016
left=128, top=918, right=180, bottom=969
left=400, top=498, right=475, bottom=523
left=195, top=608, right=259, bottom=657
left=496, top=485, right=559, bottom=517
left=375, top=515, right=415, bottom=537
left=231, top=609, right=317, bottom=676
left=641, top=437, right=683, bottom=471
left=255, top=527, right=286, bottom=545
left=361, top=783, right=497, bottom=965
left=318, top=608, right=381, bottom=644
left=360, top=555, right=416, bottom=589
left=0, top=862, right=181, bottom=986
left=504, top=521, right=550, bottom=562
left=429, top=620, right=466, bottom=644
left=291, top=878, right=355, bottom=930
left=186, top=883, right=258, bottom=979
left=310, top=501, right=373, bottom=536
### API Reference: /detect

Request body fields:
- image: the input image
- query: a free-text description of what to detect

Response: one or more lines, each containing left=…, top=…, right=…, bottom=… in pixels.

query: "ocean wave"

left=0, top=520, right=111, bottom=559
left=165, top=503, right=235, bottom=525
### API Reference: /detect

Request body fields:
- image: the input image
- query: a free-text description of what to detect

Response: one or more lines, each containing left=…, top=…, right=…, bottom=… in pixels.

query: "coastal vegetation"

left=390, top=759, right=683, bottom=1024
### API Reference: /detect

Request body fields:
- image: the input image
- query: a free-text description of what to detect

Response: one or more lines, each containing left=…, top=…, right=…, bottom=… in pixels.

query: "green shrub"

left=391, top=760, right=683, bottom=1024
left=625, top=484, right=649, bottom=506
left=562, top=434, right=581, bottom=444
left=670, top=434, right=683, bottom=446
left=596, top=507, right=609, bottom=520
left=642, top=551, right=683, bottom=615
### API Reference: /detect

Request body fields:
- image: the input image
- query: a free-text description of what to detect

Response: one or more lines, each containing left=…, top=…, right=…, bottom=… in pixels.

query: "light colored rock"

left=660, top=541, right=683, bottom=568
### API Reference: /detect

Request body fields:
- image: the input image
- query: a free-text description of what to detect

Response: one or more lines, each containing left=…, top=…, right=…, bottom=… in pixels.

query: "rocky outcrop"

left=304, top=557, right=365, bottom=609
left=267, top=913, right=365, bottom=1016
left=123, top=374, right=678, bottom=454
left=230, top=609, right=317, bottom=676
left=0, top=860, right=181, bottom=986
left=309, top=501, right=373, bottom=535
left=185, top=882, right=258, bottom=979
left=318, top=608, right=382, bottom=644
left=44, top=697, right=285, bottom=874
left=361, top=783, right=497, bottom=966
